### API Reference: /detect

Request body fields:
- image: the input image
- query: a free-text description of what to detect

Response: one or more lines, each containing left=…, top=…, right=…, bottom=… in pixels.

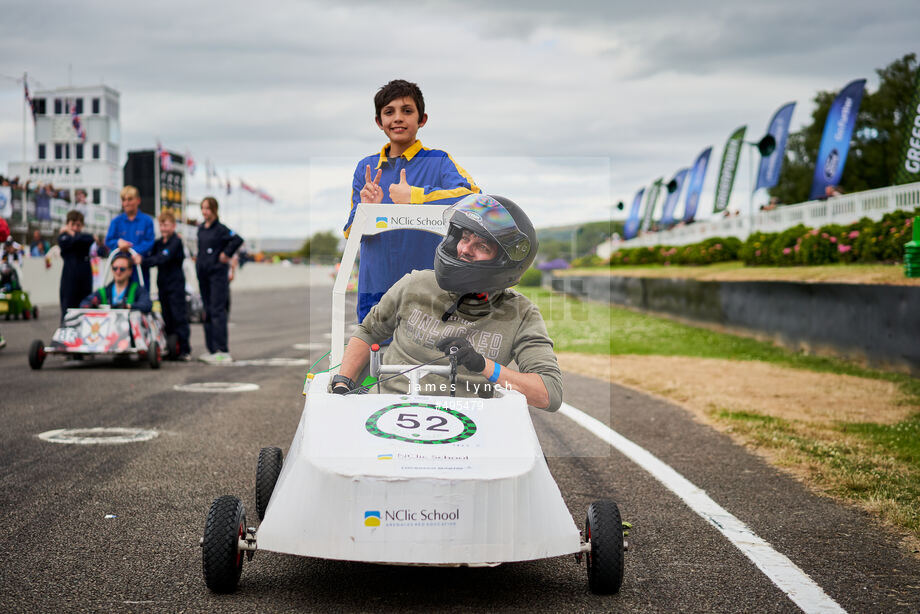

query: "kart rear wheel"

left=32, top=306, right=38, bottom=319
left=585, top=500, right=624, bottom=595
left=147, top=341, right=161, bottom=369
left=256, top=447, right=283, bottom=521
left=28, top=339, right=46, bottom=370
left=202, top=495, right=246, bottom=593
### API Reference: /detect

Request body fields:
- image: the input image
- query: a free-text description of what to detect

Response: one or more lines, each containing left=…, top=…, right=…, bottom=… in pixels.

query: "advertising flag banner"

left=640, top=178, right=663, bottom=233
left=809, top=79, right=866, bottom=200
left=240, top=180, right=257, bottom=194
left=894, top=69, right=920, bottom=185
left=659, top=168, right=689, bottom=227
left=713, top=126, right=746, bottom=213
left=682, top=147, right=712, bottom=223
left=756, top=102, right=796, bottom=190
left=623, top=187, right=645, bottom=240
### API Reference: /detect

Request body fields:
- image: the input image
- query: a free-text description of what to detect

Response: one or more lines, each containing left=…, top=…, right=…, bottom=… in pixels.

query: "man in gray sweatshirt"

left=332, top=194, right=562, bottom=411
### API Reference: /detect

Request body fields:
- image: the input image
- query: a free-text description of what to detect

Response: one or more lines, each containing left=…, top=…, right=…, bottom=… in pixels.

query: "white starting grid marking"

left=37, top=427, right=159, bottom=445
left=559, top=402, right=847, bottom=614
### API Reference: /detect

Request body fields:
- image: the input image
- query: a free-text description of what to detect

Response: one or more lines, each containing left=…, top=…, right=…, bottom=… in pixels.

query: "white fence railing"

left=598, top=181, right=920, bottom=256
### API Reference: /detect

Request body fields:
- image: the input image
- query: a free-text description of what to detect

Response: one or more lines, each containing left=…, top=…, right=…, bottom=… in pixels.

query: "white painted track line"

left=559, top=402, right=846, bottom=614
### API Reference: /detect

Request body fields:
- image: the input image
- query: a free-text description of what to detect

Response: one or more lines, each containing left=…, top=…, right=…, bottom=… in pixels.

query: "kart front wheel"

left=256, top=447, right=283, bottom=521
left=585, top=499, right=624, bottom=595
left=202, top=495, right=246, bottom=593
left=28, top=339, right=45, bottom=370
left=147, top=341, right=161, bottom=369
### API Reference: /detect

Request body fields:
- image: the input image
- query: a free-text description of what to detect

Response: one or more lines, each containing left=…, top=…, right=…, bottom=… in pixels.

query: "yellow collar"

left=376, top=140, right=423, bottom=169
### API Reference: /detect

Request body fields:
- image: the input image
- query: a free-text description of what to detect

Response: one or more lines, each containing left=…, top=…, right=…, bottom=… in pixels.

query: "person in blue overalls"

left=196, top=196, right=242, bottom=364
left=146, top=209, right=191, bottom=361
left=58, top=210, right=95, bottom=323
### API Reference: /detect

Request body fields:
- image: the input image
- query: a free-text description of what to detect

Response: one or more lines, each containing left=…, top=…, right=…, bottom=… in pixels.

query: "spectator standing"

left=105, top=185, right=155, bottom=286
left=29, top=230, right=49, bottom=257
left=146, top=210, right=191, bottom=361
left=58, top=210, right=94, bottom=322
left=196, top=196, right=243, bottom=364
left=342, top=79, right=480, bottom=323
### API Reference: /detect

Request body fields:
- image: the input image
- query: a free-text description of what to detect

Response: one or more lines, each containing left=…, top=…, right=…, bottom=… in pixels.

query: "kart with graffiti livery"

left=28, top=250, right=167, bottom=370
left=199, top=204, right=625, bottom=595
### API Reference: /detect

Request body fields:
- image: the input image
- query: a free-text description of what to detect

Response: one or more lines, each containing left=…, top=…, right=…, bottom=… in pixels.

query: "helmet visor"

left=443, top=195, right=532, bottom=262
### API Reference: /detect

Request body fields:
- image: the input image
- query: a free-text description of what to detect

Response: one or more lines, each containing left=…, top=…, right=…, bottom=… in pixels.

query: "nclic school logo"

left=375, top=217, right=388, bottom=229
left=364, top=510, right=381, bottom=527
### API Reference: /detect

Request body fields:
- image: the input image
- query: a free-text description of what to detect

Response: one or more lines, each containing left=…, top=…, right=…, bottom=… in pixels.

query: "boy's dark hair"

left=375, top=80, right=425, bottom=121
left=66, top=210, right=84, bottom=224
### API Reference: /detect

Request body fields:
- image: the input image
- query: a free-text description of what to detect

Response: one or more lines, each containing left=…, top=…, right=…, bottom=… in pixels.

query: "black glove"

left=331, top=374, right=357, bottom=395
left=436, top=336, right=485, bottom=373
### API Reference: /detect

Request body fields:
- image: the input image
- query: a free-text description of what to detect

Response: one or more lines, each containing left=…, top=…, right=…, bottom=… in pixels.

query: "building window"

left=92, top=189, right=101, bottom=204
left=74, top=98, right=83, bottom=114
left=54, top=98, right=63, bottom=115
left=106, top=98, right=119, bottom=119
left=34, top=98, right=46, bottom=115
left=92, top=98, right=100, bottom=114
left=76, top=143, right=84, bottom=160
left=38, top=144, right=46, bottom=160
left=107, top=144, right=118, bottom=163
left=92, top=144, right=100, bottom=160
left=55, top=143, right=63, bottom=159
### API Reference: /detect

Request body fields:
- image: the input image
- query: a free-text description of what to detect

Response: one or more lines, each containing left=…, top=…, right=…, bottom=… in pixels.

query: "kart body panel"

left=255, top=371, right=581, bottom=565
left=48, top=308, right=167, bottom=354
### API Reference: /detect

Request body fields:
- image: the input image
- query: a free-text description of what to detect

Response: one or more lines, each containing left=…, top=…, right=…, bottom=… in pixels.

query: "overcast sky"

left=1, top=0, right=917, bottom=240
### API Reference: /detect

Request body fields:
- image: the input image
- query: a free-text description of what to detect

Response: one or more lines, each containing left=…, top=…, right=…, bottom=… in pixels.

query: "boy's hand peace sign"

left=360, top=165, right=383, bottom=203
left=388, top=169, right=411, bottom=204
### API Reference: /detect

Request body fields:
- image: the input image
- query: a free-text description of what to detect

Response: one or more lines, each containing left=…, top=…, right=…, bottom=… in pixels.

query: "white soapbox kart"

left=199, top=204, right=625, bottom=595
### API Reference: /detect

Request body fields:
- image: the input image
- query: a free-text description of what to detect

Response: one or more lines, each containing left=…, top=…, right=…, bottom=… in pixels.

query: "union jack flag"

left=70, top=100, right=86, bottom=142
left=185, top=150, right=196, bottom=175
left=157, top=140, right=172, bottom=172
left=257, top=189, right=274, bottom=204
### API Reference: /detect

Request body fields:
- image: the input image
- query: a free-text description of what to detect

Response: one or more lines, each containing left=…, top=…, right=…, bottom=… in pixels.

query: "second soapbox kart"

left=27, top=251, right=168, bottom=369
left=199, top=203, right=626, bottom=596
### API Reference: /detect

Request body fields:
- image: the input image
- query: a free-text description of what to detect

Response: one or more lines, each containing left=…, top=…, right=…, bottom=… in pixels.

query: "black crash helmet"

left=434, top=194, right=538, bottom=295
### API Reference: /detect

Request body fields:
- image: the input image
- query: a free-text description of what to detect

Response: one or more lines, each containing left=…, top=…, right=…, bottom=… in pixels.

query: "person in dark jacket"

left=58, top=210, right=95, bottom=323
left=80, top=252, right=152, bottom=313
left=196, top=196, right=243, bottom=364
left=146, top=210, right=191, bottom=360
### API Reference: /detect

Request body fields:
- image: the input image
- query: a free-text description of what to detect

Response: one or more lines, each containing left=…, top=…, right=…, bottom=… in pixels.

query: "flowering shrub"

left=739, top=209, right=918, bottom=266
left=607, top=209, right=918, bottom=268
left=608, top=237, right=741, bottom=267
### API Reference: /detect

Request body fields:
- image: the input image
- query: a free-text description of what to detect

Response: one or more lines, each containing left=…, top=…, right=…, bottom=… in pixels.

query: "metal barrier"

left=600, top=181, right=920, bottom=256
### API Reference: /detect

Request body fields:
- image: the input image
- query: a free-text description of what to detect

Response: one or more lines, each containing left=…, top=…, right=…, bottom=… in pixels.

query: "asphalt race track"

left=1, top=278, right=918, bottom=613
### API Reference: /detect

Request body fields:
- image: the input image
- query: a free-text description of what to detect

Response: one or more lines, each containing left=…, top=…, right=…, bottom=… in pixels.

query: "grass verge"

left=519, top=286, right=920, bottom=543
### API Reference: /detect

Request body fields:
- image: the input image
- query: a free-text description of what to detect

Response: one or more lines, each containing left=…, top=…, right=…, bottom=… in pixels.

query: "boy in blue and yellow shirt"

left=343, top=79, right=480, bottom=322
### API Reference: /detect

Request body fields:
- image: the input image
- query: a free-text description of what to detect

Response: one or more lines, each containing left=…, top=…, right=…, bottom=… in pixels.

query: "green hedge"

left=607, top=208, right=917, bottom=267
left=608, top=236, right=742, bottom=266
left=518, top=268, right=543, bottom=287
left=739, top=209, right=917, bottom=266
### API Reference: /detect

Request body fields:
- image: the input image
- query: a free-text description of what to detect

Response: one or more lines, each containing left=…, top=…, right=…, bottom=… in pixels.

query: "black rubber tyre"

left=147, top=341, right=161, bottom=369
left=202, top=495, right=246, bottom=593
left=28, top=339, right=45, bottom=370
left=32, top=306, right=38, bottom=319
left=22, top=307, right=30, bottom=320
left=256, top=447, right=283, bottom=521
left=585, top=500, right=624, bottom=595
left=166, top=334, right=179, bottom=359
